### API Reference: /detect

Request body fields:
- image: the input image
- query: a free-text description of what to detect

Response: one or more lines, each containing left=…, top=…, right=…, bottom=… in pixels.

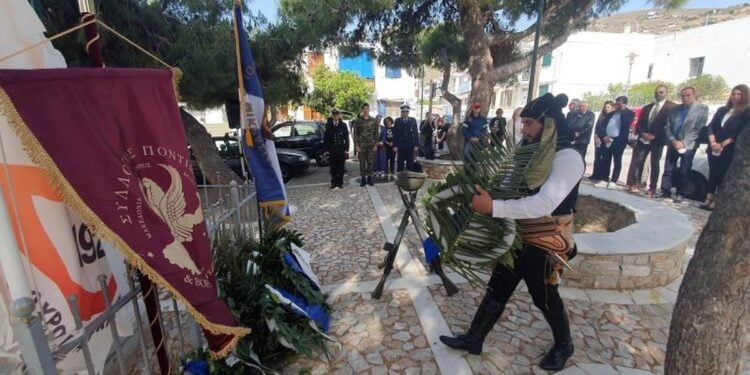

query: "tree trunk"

left=179, top=108, right=240, bottom=185
left=269, top=103, right=278, bottom=126
left=440, top=64, right=464, bottom=160
left=460, top=0, right=494, bottom=117
left=665, top=127, right=750, bottom=374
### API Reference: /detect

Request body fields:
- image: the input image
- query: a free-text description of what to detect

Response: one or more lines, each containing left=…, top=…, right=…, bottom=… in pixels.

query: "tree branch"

left=489, top=0, right=574, bottom=46
left=440, top=64, right=461, bottom=107
left=488, top=0, right=593, bottom=82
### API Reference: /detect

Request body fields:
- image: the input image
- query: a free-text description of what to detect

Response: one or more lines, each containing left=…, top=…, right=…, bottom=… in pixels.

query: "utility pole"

left=625, top=52, right=638, bottom=97
left=526, top=0, right=545, bottom=104
left=427, top=80, right=435, bottom=114
left=419, top=66, right=425, bottom=124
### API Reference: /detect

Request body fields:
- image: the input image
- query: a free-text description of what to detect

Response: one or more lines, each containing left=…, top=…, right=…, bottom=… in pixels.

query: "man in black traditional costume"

left=439, top=93, right=584, bottom=371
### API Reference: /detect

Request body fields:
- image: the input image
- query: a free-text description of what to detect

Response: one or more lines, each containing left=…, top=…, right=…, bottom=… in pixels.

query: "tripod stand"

left=372, top=182, right=459, bottom=299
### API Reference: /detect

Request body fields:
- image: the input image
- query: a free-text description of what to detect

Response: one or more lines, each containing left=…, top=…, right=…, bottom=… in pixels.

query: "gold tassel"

left=0, top=86, right=250, bottom=357
left=170, top=67, right=183, bottom=103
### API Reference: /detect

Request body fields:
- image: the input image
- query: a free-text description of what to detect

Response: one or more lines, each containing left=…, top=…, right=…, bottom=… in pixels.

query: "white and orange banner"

left=0, top=0, right=131, bottom=372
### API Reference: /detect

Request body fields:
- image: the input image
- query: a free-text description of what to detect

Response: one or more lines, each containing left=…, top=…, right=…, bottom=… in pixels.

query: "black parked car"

left=271, top=120, right=329, bottom=166
left=192, top=135, right=309, bottom=184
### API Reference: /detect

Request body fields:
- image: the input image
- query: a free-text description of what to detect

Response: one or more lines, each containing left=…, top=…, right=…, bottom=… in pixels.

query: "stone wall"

left=575, top=195, right=636, bottom=233
left=420, top=158, right=463, bottom=180
left=563, top=243, right=686, bottom=290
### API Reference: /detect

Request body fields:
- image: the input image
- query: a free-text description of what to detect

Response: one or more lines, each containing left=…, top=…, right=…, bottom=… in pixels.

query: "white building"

left=516, top=16, right=750, bottom=106
left=651, top=17, right=750, bottom=86
left=296, top=48, right=418, bottom=120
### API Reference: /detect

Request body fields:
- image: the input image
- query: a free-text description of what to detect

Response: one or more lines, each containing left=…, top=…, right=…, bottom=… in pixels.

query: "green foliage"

left=423, top=130, right=557, bottom=284
left=583, top=81, right=676, bottom=109
left=304, top=66, right=373, bottom=115
left=183, top=228, right=330, bottom=372
left=678, top=74, right=730, bottom=103
left=39, top=0, right=306, bottom=109
left=648, top=0, right=689, bottom=9
left=583, top=76, right=728, bottom=109
left=581, top=92, right=615, bottom=113
left=417, top=23, right=469, bottom=70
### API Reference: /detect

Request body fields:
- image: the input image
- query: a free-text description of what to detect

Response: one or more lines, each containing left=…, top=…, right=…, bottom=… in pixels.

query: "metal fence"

left=10, top=181, right=258, bottom=374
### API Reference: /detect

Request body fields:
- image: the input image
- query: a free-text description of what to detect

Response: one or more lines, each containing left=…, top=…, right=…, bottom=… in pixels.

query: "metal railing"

left=9, top=180, right=258, bottom=374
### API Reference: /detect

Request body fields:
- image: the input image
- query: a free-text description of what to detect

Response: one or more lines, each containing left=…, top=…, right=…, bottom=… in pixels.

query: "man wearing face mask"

left=440, top=93, right=583, bottom=372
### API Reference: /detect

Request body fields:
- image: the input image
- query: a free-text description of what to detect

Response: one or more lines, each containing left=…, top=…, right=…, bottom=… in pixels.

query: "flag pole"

left=232, top=0, right=264, bottom=237
left=77, top=0, right=103, bottom=67
left=77, top=2, right=167, bottom=372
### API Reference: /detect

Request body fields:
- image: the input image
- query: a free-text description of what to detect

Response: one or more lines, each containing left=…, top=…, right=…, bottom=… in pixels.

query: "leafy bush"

left=183, top=229, right=330, bottom=373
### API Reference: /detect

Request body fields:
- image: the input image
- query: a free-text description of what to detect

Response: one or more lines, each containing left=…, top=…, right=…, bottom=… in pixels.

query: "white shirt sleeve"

left=492, top=148, right=585, bottom=219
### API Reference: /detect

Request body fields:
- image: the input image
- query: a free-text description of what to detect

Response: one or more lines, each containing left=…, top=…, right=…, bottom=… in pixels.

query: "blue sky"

left=249, top=0, right=748, bottom=22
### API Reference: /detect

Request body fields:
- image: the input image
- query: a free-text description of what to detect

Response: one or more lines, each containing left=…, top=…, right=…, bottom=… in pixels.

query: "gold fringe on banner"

left=0, top=87, right=249, bottom=358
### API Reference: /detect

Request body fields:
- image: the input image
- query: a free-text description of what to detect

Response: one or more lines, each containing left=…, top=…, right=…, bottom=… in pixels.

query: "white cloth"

left=605, top=112, right=621, bottom=138
left=720, top=112, right=731, bottom=128
left=492, top=148, right=584, bottom=219
left=0, top=0, right=66, bottom=68
left=648, top=99, right=665, bottom=125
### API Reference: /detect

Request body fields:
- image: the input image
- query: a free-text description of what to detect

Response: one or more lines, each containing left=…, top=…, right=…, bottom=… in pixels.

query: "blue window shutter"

left=339, top=52, right=374, bottom=79
left=385, top=66, right=401, bottom=78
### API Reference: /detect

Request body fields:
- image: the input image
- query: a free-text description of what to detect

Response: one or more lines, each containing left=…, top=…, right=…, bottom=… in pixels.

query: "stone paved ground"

left=277, top=163, right=748, bottom=375
left=287, top=183, right=398, bottom=285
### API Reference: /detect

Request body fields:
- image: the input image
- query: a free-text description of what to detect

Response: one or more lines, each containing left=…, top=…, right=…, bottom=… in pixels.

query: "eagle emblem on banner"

left=140, top=164, right=202, bottom=275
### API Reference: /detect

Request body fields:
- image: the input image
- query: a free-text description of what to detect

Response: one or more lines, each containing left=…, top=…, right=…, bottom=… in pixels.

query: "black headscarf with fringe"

left=520, top=93, right=574, bottom=148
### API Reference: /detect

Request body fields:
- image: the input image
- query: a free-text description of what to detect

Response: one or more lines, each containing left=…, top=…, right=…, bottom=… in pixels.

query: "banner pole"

left=137, top=274, right=171, bottom=375
left=77, top=0, right=103, bottom=68
left=232, top=0, right=265, bottom=236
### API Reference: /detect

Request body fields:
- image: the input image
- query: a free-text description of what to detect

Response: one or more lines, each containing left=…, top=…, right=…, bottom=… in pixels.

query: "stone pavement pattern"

left=288, top=183, right=398, bottom=285
left=280, top=166, right=749, bottom=374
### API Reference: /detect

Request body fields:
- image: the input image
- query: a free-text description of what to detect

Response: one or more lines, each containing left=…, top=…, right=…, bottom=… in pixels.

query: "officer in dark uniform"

left=323, top=109, right=349, bottom=189
left=393, top=104, right=419, bottom=171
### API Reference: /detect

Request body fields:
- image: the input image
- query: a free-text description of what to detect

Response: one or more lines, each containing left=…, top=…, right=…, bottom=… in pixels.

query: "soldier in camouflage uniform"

left=352, top=103, right=380, bottom=186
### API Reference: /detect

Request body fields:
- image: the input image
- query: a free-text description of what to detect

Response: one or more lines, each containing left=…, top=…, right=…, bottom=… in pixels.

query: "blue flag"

left=233, top=3, right=289, bottom=228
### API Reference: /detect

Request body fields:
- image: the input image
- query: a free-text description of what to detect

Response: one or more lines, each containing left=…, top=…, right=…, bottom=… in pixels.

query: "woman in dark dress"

left=701, top=84, right=749, bottom=210
left=420, top=115, right=436, bottom=159
left=589, top=101, right=615, bottom=181
left=435, top=117, right=447, bottom=152
left=382, top=117, right=396, bottom=175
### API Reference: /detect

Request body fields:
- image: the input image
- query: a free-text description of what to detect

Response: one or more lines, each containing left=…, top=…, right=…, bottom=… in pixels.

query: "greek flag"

left=233, top=3, right=289, bottom=228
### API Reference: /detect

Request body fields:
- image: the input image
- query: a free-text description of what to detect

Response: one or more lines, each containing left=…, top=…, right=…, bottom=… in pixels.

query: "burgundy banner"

left=0, top=68, right=249, bottom=356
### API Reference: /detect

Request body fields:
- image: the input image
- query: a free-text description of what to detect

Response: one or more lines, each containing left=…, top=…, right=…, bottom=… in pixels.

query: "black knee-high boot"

left=539, top=308, right=574, bottom=371
left=439, top=294, right=504, bottom=355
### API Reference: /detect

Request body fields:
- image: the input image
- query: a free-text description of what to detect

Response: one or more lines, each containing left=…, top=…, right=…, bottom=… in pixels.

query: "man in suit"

left=565, top=99, right=580, bottom=126
left=569, top=101, right=595, bottom=164
left=393, top=104, right=419, bottom=171
left=626, top=85, right=675, bottom=196
left=595, top=96, right=635, bottom=189
left=660, top=86, right=709, bottom=202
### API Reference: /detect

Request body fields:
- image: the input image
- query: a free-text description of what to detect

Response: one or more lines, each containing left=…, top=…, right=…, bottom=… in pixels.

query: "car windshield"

left=273, top=124, right=293, bottom=138
left=294, top=123, right=317, bottom=136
